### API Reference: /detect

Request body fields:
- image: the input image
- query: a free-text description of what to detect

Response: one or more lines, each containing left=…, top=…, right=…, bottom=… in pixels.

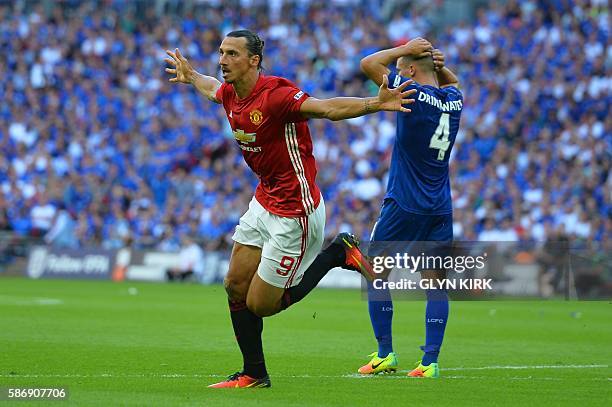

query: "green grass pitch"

left=1, top=277, right=610, bottom=406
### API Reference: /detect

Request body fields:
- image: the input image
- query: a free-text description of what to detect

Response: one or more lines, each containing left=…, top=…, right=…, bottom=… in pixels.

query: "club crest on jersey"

left=249, top=109, right=263, bottom=125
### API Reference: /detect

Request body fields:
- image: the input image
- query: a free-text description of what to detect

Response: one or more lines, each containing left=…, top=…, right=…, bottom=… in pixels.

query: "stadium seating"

left=0, top=0, right=609, bottom=252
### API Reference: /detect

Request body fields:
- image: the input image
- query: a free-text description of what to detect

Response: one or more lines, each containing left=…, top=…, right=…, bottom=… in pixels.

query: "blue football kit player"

left=358, top=38, right=463, bottom=378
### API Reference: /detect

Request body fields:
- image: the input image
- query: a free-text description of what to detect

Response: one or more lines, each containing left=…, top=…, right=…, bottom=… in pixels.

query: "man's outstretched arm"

left=165, top=48, right=222, bottom=104
left=299, top=75, right=416, bottom=121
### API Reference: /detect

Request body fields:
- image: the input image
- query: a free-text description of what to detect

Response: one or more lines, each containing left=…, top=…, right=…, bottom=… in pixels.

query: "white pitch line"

left=0, top=295, right=64, bottom=306
left=444, top=364, right=609, bottom=371
left=0, top=374, right=609, bottom=382
left=0, top=364, right=609, bottom=381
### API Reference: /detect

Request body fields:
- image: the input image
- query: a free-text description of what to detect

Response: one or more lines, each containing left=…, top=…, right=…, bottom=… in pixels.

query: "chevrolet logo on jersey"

left=233, top=129, right=256, bottom=143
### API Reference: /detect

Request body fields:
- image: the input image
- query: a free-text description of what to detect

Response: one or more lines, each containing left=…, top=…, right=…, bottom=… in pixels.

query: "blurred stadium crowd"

left=0, top=0, right=609, bottom=253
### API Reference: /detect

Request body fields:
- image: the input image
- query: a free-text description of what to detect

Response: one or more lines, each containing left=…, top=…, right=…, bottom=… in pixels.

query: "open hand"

left=377, top=74, right=416, bottom=113
left=165, top=48, right=194, bottom=84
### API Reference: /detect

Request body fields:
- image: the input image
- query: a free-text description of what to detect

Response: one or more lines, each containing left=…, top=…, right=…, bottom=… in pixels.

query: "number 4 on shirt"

left=429, top=113, right=451, bottom=160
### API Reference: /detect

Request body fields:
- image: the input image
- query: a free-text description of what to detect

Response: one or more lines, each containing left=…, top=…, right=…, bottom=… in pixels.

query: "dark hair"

left=226, top=29, right=265, bottom=70
left=400, top=53, right=434, bottom=72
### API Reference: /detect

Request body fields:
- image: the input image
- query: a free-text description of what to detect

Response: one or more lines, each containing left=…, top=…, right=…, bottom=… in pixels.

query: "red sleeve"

left=268, top=86, right=309, bottom=122
left=215, top=82, right=227, bottom=105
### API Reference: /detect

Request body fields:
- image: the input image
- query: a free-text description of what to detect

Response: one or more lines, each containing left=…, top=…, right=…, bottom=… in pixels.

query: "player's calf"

left=277, top=232, right=374, bottom=312
left=246, top=273, right=286, bottom=317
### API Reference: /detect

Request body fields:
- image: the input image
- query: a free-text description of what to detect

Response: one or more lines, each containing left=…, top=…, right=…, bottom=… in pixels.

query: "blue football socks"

left=421, top=289, right=449, bottom=366
left=367, top=282, right=394, bottom=358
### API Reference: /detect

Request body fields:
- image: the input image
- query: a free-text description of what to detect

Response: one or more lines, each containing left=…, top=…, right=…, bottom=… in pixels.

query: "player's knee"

left=224, top=276, right=248, bottom=302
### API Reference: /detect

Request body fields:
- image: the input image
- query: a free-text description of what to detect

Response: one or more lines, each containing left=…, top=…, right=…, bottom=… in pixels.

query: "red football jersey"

left=215, top=74, right=321, bottom=218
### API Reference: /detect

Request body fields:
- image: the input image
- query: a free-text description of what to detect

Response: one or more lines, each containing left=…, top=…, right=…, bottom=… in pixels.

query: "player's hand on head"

left=377, top=74, right=416, bottom=113
left=404, top=37, right=433, bottom=56
left=165, top=48, right=194, bottom=84
left=431, top=49, right=445, bottom=71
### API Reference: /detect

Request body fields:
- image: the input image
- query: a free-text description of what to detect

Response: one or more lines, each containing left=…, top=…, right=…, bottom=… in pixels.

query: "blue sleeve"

left=441, top=85, right=463, bottom=99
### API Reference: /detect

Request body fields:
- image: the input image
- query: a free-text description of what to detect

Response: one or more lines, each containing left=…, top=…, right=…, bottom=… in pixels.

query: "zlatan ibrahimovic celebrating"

left=165, top=29, right=416, bottom=388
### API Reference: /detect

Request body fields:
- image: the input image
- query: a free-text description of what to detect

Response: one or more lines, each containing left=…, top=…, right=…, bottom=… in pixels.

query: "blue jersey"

left=385, top=72, right=463, bottom=215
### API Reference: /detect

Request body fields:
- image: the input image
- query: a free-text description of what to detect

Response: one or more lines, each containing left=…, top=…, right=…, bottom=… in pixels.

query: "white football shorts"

left=232, top=196, right=325, bottom=288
